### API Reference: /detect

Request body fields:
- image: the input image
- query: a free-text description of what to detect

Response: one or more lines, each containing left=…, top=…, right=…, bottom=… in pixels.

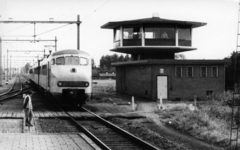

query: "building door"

left=157, top=76, right=168, bottom=99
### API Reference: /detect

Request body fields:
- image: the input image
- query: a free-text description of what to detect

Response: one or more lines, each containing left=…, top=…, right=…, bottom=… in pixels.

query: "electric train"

left=28, top=49, right=92, bottom=106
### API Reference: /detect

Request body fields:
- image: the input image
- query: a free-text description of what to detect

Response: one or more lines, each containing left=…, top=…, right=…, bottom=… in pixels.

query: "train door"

left=157, top=76, right=168, bottom=99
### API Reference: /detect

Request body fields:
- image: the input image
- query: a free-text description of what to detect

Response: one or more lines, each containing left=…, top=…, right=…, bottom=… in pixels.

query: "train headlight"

left=57, top=82, right=62, bottom=87
left=85, top=82, right=89, bottom=87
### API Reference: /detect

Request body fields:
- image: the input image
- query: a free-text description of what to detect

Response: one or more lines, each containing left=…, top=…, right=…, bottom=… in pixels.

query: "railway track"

left=0, top=75, right=35, bottom=102
left=79, top=107, right=160, bottom=150
left=47, top=94, right=160, bottom=150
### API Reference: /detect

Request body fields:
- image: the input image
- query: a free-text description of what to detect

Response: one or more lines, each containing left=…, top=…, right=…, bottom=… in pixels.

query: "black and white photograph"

left=0, top=0, right=239, bottom=150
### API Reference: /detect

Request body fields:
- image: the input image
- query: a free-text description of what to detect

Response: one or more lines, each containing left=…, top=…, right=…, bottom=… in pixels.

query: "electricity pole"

left=0, top=37, right=2, bottom=86
left=0, top=15, right=81, bottom=81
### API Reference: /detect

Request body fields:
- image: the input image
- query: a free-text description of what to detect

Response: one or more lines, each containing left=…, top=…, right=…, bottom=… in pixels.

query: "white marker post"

left=158, top=93, right=163, bottom=110
left=194, top=95, right=197, bottom=107
left=132, top=96, right=135, bottom=111
left=160, top=93, right=163, bottom=105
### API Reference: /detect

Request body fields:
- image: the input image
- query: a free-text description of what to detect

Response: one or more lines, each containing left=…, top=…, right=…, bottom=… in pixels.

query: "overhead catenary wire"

left=82, top=0, right=111, bottom=22
left=0, top=23, right=31, bottom=36
left=56, top=0, right=83, bottom=18
left=35, top=23, right=73, bottom=37
left=58, top=25, right=76, bottom=40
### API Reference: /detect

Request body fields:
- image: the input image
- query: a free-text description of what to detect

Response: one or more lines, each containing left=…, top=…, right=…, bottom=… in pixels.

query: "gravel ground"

left=0, top=119, right=22, bottom=133
left=110, top=118, right=188, bottom=150
left=37, top=118, right=80, bottom=133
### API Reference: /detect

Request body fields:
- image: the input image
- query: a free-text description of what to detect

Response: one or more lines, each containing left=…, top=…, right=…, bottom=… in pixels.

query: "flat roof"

left=112, top=59, right=228, bottom=66
left=101, top=17, right=207, bottom=29
left=110, top=46, right=197, bottom=54
left=52, top=49, right=90, bottom=57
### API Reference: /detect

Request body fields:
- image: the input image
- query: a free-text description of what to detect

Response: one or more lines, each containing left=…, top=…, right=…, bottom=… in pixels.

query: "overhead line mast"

left=0, top=15, right=81, bottom=86
left=0, top=15, right=81, bottom=49
left=230, top=1, right=240, bottom=150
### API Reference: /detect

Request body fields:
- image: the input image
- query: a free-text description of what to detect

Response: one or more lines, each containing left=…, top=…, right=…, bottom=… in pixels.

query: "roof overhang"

left=110, top=46, right=197, bottom=54
left=101, top=17, right=207, bottom=29
left=112, top=59, right=229, bottom=66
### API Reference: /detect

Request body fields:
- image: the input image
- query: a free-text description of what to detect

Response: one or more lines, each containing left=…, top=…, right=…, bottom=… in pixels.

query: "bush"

left=213, top=90, right=233, bottom=102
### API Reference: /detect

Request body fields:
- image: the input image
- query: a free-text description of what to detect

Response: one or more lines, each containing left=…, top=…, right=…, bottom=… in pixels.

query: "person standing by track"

left=23, top=91, right=34, bottom=126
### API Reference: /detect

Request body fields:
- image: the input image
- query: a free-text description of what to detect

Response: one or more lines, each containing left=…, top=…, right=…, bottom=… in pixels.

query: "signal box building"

left=101, top=15, right=227, bottom=101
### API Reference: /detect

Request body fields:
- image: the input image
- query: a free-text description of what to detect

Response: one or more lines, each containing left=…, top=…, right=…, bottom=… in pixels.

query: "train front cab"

left=49, top=50, right=92, bottom=106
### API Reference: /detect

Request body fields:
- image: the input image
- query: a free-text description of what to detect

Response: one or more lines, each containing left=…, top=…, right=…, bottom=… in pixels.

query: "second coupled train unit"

left=28, top=49, right=92, bottom=106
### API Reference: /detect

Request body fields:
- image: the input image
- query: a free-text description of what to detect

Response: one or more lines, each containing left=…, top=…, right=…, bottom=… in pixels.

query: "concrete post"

left=159, top=93, right=163, bottom=105
left=194, top=95, right=197, bottom=107
left=132, top=96, right=135, bottom=111
left=158, top=93, right=163, bottom=110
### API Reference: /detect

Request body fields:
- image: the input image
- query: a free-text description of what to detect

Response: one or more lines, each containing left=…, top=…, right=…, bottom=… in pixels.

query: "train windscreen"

left=56, top=56, right=88, bottom=65
left=65, top=56, right=79, bottom=65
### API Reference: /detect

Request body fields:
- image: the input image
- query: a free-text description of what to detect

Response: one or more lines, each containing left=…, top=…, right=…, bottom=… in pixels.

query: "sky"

left=0, top=0, right=239, bottom=68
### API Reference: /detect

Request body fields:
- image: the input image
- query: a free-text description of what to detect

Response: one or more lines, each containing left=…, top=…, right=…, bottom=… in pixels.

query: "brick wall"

left=116, top=63, right=225, bottom=101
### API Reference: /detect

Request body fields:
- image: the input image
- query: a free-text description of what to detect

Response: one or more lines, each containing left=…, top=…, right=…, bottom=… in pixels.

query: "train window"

left=80, top=57, right=88, bottom=65
left=29, top=69, right=33, bottom=74
left=65, top=56, right=79, bottom=65
left=34, top=67, right=38, bottom=74
left=42, top=65, right=47, bottom=75
left=56, top=57, right=65, bottom=65
left=51, top=59, right=55, bottom=65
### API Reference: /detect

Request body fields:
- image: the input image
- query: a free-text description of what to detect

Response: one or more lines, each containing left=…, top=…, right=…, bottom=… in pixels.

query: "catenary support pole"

left=55, top=36, right=57, bottom=52
left=6, top=49, right=8, bottom=83
left=77, top=15, right=80, bottom=50
left=3, top=55, right=5, bottom=80
left=10, top=55, right=11, bottom=80
left=38, top=60, right=40, bottom=90
left=0, top=37, right=2, bottom=86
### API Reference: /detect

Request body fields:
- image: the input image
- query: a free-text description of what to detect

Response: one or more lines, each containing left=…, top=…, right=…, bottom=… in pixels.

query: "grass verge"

left=160, top=99, right=232, bottom=148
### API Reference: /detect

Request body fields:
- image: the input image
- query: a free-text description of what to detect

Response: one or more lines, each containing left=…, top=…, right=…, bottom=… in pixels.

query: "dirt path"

left=136, top=102, right=225, bottom=150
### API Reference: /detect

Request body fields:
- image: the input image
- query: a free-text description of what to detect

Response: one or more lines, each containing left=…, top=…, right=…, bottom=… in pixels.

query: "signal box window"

left=200, top=66, right=207, bottom=78
left=145, top=27, right=175, bottom=39
left=175, top=66, right=182, bottom=78
left=211, top=66, right=218, bottom=77
left=187, top=66, right=193, bottom=77
left=145, top=26, right=175, bottom=46
left=80, top=57, right=88, bottom=65
left=178, top=27, right=191, bottom=46
left=123, top=27, right=141, bottom=39
left=56, top=57, right=65, bottom=65
left=114, top=28, right=120, bottom=41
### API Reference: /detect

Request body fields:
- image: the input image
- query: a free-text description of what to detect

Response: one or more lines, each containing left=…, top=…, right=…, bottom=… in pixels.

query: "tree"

left=118, top=55, right=124, bottom=62
left=99, top=54, right=132, bottom=70
left=91, top=58, right=96, bottom=69
left=24, top=63, right=31, bottom=73
left=175, top=54, right=186, bottom=59
left=225, top=52, right=240, bottom=91
left=124, top=54, right=131, bottom=61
